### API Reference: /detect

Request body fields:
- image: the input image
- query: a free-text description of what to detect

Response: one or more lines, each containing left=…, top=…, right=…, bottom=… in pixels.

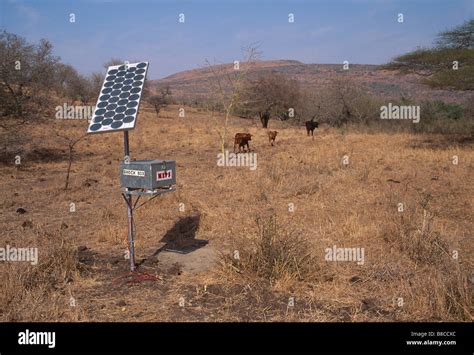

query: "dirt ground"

left=0, top=105, right=472, bottom=321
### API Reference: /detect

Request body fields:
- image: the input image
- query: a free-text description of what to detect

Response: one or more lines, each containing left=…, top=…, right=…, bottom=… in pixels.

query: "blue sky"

left=1, top=0, right=473, bottom=79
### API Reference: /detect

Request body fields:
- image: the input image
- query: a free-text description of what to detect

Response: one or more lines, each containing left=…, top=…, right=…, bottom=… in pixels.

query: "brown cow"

left=234, top=133, right=252, bottom=153
left=267, top=130, right=278, bottom=146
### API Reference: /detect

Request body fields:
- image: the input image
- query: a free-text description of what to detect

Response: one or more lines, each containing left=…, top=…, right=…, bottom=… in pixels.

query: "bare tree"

left=239, top=72, right=301, bottom=127
left=147, top=86, right=172, bottom=116
left=310, top=77, right=380, bottom=127
left=55, top=132, right=87, bottom=190
left=89, top=71, right=105, bottom=99
left=205, top=45, right=261, bottom=154
left=296, top=89, right=324, bottom=123
left=54, top=63, right=96, bottom=105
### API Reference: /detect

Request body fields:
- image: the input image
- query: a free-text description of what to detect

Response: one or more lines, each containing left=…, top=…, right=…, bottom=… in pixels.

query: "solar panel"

left=87, top=62, right=149, bottom=134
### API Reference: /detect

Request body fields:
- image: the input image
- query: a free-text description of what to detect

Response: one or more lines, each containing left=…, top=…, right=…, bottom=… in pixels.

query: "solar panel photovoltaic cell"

left=87, top=62, right=148, bottom=134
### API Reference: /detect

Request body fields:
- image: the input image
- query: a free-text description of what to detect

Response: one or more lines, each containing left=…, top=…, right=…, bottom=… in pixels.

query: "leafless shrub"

left=204, top=44, right=260, bottom=154
left=55, top=132, right=87, bottom=190
left=145, top=86, right=172, bottom=116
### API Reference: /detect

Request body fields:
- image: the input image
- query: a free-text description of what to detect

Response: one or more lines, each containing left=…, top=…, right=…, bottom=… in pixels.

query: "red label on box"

left=156, top=170, right=173, bottom=181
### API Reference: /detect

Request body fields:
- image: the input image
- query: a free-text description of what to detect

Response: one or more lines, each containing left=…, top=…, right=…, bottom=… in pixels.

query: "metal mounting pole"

left=123, top=130, right=136, bottom=272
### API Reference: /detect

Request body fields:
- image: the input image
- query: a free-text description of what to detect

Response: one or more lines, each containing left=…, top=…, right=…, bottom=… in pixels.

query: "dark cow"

left=234, top=133, right=252, bottom=153
left=260, top=111, right=270, bottom=128
left=305, top=118, right=319, bottom=137
left=267, top=130, right=278, bottom=146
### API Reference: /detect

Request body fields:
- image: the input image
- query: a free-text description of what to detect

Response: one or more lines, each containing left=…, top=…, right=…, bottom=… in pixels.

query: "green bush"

left=411, top=100, right=470, bottom=134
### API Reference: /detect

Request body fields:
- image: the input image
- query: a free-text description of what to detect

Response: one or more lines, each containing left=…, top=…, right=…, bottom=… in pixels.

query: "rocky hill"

left=149, top=60, right=471, bottom=104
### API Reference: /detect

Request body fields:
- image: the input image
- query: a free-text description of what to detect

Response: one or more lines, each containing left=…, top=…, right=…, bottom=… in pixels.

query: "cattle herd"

left=233, top=118, right=319, bottom=152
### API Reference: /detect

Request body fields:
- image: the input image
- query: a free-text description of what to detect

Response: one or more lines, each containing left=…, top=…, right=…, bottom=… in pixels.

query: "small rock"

left=82, top=178, right=98, bottom=187
left=22, top=220, right=33, bottom=228
left=361, top=298, right=377, bottom=312
left=78, top=245, right=88, bottom=252
left=117, top=300, right=127, bottom=307
left=16, top=207, right=27, bottom=214
left=61, top=222, right=69, bottom=230
left=350, top=276, right=362, bottom=284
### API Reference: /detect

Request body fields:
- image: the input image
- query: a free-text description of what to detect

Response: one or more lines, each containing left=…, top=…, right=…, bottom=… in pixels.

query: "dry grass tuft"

left=384, top=195, right=450, bottom=265
left=0, top=227, right=81, bottom=321
left=382, top=194, right=472, bottom=320
left=222, top=214, right=317, bottom=287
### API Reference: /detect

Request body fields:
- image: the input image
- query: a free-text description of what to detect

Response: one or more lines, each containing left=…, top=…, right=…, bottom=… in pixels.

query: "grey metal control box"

left=120, top=159, right=176, bottom=190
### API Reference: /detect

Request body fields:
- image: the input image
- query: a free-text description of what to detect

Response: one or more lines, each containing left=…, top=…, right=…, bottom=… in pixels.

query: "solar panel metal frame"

left=86, top=61, right=149, bottom=134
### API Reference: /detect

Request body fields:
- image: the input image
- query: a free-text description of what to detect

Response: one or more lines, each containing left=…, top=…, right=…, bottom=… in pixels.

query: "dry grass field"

left=0, top=104, right=472, bottom=322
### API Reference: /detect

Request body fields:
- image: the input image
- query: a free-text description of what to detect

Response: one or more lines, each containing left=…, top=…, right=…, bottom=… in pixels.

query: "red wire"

left=112, top=268, right=162, bottom=287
